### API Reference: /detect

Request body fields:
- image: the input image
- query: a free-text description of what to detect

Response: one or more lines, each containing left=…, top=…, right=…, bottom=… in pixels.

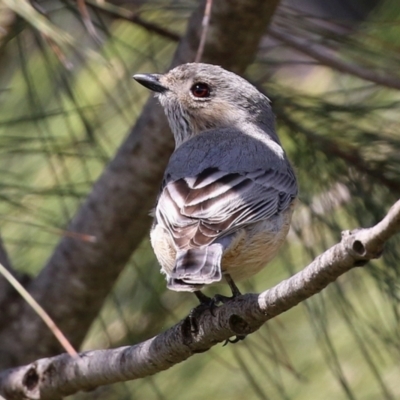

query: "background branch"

left=85, top=0, right=181, bottom=41
left=0, top=0, right=281, bottom=369
left=268, top=27, right=400, bottom=90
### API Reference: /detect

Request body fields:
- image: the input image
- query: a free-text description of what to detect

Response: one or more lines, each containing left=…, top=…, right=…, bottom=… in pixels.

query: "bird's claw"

left=223, top=334, right=247, bottom=346
left=188, top=299, right=215, bottom=333
left=189, top=290, right=245, bottom=346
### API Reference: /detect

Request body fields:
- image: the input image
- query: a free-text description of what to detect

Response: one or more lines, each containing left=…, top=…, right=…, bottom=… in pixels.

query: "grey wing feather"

left=154, top=128, right=297, bottom=289
left=157, top=167, right=297, bottom=249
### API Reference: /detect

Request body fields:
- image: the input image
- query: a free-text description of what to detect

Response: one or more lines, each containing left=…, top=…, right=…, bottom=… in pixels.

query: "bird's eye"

left=190, top=83, right=211, bottom=98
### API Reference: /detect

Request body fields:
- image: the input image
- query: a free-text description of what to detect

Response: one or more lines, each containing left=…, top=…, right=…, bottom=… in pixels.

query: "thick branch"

left=0, top=0, right=280, bottom=368
left=1, top=199, right=399, bottom=400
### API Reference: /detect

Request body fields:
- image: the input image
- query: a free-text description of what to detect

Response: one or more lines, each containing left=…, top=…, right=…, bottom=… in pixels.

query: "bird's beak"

left=133, top=74, right=169, bottom=93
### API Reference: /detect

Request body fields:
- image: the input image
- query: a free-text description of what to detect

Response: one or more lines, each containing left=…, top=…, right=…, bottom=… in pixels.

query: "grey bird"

left=134, top=63, right=297, bottom=303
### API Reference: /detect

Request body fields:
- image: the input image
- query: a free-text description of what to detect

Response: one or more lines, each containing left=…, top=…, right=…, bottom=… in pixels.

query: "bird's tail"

left=167, top=243, right=223, bottom=292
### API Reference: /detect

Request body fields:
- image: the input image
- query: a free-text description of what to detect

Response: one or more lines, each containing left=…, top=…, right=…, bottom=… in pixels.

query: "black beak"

left=133, top=74, right=169, bottom=93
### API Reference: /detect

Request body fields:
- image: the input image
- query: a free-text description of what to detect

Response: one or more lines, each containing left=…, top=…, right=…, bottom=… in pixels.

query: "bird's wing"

left=156, top=166, right=297, bottom=250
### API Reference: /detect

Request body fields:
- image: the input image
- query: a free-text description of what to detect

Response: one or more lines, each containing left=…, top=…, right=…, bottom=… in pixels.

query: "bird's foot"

left=211, top=293, right=237, bottom=305
left=188, top=292, right=218, bottom=333
left=215, top=275, right=247, bottom=345
left=187, top=289, right=246, bottom=346
left=218, top=291, right=247, bottom=345
left=192, top=291, right=239, bottom=321
left=223, top=334, right=246, bottom=346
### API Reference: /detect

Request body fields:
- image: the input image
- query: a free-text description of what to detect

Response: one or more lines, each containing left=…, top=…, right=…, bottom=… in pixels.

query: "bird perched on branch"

left=134, top=63, right=297, bottom=305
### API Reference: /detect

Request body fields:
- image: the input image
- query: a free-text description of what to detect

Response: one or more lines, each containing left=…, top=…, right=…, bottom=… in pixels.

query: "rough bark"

left=1, top=198, right=399, bottom=400
left=0, top=0, right=281, bottom=368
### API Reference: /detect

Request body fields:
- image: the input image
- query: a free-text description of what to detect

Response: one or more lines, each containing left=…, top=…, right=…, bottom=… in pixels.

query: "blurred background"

left=0, top=0, right=400, bottom=399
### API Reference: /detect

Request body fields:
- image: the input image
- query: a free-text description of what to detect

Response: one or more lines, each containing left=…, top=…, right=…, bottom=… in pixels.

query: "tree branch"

left=268, top=27, right=400, bottom=91
left=1, top=199, right=399, bottom=400
left=84, top=0, right=181, bottom=42
left=0, top=0, right=281, bottom=368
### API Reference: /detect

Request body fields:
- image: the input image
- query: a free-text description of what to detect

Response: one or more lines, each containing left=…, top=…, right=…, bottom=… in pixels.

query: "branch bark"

left=1, top=199, right=399, bottom=400
left=0, top=0, right=280, bottom=368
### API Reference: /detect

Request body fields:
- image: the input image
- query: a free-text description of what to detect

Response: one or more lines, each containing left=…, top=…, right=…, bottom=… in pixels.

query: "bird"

left=133, top=63, right=298, bottom=306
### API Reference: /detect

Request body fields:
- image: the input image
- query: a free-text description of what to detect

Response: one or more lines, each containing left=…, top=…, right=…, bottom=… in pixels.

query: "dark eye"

left=190, top=82, right=211, bottom=98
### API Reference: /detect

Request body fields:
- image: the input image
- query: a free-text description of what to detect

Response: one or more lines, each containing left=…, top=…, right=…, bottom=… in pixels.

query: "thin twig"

left=76, top=0, right=102, bottom=45
left=195, top=0, right=213, bottom=62
left=268, top=27, right=400, bottom=91
left=0, top=216, right=97, bottom=243
left=85, top=0, right=180, bottom=42
left=0, top=263, right=78, bottom=358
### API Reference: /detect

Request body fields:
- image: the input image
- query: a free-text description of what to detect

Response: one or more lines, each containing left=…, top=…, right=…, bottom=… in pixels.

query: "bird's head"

left=134, top=63, right=275, bottom=146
